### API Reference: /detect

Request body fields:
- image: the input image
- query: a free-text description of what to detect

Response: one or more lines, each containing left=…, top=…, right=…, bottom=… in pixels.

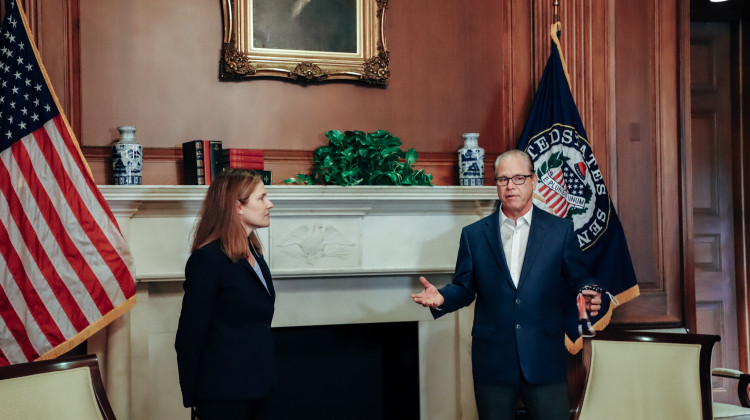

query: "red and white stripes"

left=538, top=168, right=571, bottom=217
left=0, top=116, right=135, bottom=365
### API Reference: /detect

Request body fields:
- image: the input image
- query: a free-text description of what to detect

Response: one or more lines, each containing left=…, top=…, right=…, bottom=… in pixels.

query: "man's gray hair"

left=494, top=149, right=534, bottom=176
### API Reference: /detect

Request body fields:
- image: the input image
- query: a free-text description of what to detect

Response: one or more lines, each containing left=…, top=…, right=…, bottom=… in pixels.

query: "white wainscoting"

left=92, top=185, right=498, bottom=420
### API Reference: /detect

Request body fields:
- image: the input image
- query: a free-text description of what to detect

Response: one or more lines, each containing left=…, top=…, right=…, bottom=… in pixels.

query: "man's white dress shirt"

left=499, top=206, right=533, bottom=288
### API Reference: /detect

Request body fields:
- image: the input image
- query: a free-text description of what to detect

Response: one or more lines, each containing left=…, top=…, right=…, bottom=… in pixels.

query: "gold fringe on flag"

left=37, top=296, right=137, bottom=361
left=565, top=285, right=641, bottom=354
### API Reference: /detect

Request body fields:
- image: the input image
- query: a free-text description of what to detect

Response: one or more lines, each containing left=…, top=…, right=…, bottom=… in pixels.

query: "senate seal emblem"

left=524, top=123, right=611, bottom=250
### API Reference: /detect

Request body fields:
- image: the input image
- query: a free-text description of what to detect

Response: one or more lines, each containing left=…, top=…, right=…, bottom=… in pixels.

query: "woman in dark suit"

left=175, top=169, right=275, bottom=420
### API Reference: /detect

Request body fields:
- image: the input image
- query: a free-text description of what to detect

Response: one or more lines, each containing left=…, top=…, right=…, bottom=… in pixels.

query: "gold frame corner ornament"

left=220, top=0, right=390, bottom=85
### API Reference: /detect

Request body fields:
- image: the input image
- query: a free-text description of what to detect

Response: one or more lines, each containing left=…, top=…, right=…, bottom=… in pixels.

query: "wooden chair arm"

left=713, top=367, right=750, bottom=407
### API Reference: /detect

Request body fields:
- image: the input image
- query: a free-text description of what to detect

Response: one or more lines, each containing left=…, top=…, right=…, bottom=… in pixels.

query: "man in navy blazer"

left=412, top=150, right=601, bottom=420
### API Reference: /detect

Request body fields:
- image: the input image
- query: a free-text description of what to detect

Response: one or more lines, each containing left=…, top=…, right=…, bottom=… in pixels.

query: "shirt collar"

left=499, top=204, right=534, bottom=227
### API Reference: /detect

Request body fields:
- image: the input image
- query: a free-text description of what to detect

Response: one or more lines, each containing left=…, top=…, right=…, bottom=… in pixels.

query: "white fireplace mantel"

left=99, top=185, right=499, bottom=281
left=95, top=185, right=498, bottom=420
left=99, top=185, right=498, bottom=216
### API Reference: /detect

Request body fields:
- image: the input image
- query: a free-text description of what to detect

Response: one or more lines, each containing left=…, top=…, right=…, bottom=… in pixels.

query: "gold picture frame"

left=220, top=0, right=390, bottom=85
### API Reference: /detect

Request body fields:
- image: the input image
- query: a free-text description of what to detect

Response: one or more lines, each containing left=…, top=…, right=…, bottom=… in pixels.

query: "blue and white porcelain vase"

left=112, top=126, right=143, bottom=185
left=458, top=132, right=484, bottom=186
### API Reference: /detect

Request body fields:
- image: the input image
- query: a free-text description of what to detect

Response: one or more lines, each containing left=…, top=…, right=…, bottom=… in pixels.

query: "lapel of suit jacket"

left=517, top=205, right=549, bottom=290
left=482, top=209, right=515, bottom=289
left=256, top=250, right=275, bottom=299
left=243, top=247, right=275, bottom=299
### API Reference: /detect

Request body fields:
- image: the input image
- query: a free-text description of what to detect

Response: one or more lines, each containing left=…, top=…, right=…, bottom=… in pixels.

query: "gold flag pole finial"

left=554, top=0, right=560, bottom=23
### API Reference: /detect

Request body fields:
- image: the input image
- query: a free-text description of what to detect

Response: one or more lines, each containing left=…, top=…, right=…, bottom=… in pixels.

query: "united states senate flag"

left=516, top=25, right=639, bottom=354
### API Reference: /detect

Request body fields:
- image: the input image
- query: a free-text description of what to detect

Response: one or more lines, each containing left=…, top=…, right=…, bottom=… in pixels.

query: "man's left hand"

left=582, top=289, right=602, bottom=317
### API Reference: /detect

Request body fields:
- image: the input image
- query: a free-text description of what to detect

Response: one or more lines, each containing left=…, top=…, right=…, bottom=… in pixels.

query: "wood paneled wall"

left=532, top=0, right=614, bottom=188
left=612, top=0, right=685, bottom=327
left=19, top=0, right=81, bottom=138
left=29, top=0, right=693, bottom=329
left=74, top=0, right=535, bottom=185
left=529, top=0, right=687, bottom=327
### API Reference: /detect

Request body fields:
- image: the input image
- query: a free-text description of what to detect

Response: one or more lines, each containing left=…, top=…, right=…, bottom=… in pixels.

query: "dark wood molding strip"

left=81, top=146, right=482, bottom=166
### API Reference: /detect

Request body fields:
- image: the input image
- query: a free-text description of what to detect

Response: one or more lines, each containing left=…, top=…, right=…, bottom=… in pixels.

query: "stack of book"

left=182, top=140, right=222, bottom=185
left=222, top=148, right=264, bottom=170
left=222, top=148, right=272, bottom=184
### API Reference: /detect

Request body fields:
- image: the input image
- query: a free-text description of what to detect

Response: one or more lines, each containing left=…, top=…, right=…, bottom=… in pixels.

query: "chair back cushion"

left=579, top=340, right=704, bottom=420
left=0, top=366, right=104, bottom=420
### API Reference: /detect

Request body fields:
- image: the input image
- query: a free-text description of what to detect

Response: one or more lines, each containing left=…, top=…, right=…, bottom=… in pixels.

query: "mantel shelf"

left=98, top=185, right=500, bottom=218
left=103, top=185, right=500, bottom=282
left=98, top=185, right=498, bottom=202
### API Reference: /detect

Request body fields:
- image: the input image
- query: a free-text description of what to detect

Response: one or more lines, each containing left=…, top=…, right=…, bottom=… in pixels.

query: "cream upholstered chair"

left=572, top=330, right=720, bottom=420
left=712, top=368, right=750, bottom=420
left=0, top=354, right=116, bottom=420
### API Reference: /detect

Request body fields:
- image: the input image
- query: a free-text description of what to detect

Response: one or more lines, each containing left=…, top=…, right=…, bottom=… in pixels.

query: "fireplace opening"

left=270, top=321, right=420, bottom=419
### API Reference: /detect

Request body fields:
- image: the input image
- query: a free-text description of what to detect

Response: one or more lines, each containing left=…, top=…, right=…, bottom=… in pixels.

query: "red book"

left=223, top=148, right=264, bottom=158
left=224, top=161, right=264, bottom=170
left=201, top=140, right=222, bottom=185
left=203, top=140, right=211, bottom=185
left=224, top=155, right=264, bottom=164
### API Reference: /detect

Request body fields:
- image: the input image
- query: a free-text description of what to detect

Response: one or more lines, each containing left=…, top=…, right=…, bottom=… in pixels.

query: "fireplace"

left=271, top=322, right=419, bottom=419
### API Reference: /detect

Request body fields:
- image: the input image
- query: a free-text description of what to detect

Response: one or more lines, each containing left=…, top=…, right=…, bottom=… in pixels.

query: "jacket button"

left=515, top=299, right=521, bottom=304
left=516, top=324, right=521, bottom=330
left=264, top=323, right=271, bottom=329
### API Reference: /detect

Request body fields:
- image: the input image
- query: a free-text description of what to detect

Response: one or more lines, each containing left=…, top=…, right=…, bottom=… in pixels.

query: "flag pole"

left=554, top=0, right=560, bottom=23
left=550, top=0, right=572, bottom=90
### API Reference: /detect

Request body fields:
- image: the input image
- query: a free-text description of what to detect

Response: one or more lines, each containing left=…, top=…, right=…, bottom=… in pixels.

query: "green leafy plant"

left=284, top=130, right=433, bottom=186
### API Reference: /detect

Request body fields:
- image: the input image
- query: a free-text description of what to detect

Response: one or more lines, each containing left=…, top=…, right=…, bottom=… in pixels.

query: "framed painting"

left=220, top=0, right=390, bottom=85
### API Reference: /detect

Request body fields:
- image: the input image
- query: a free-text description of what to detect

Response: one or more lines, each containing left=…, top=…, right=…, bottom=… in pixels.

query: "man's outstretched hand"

left=411, top=276, right=445, bottom=309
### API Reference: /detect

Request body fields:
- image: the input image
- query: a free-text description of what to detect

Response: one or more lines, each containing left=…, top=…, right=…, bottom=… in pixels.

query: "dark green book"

left=258, top=170, right=272, bottom=185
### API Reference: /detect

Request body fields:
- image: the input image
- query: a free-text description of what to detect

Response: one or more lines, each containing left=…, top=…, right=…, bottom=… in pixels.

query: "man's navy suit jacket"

left=432, top=205, right=592, bottom=385
left=175, top=240, right=276, bottom=407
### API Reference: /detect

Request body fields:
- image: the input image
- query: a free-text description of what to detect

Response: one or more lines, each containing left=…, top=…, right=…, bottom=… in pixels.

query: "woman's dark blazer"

left=175, top=240, right=276, bottom=408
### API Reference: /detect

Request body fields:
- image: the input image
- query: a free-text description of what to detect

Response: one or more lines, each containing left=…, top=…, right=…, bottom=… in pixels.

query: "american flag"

left=0, top=0, right=135, bottom=365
